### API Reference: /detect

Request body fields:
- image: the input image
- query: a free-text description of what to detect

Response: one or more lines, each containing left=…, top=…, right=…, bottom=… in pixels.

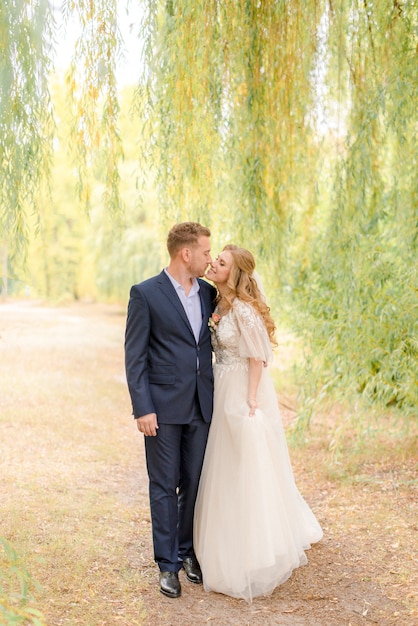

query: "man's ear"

left=181, top=247, right=191, bottom=262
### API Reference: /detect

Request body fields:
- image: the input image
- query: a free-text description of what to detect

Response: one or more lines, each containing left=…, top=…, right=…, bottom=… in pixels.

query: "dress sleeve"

left=233, top=300, right=273, bottom=363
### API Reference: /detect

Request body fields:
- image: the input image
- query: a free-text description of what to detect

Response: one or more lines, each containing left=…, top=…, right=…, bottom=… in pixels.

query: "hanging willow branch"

left=298, top=0, right=418, bottom=413
left=139, top=0, right=322, bottom=255
left=63, top=0, right=124, bottom=217
left=0, top=0, right=54, bottom=254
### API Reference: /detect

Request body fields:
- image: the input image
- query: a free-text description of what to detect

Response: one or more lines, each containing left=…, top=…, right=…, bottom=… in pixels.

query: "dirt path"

left=0, top=301, right=415, bottom=625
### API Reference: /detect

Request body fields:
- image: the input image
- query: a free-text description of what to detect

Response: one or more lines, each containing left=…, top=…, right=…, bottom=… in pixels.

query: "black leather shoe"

left=182, top=556, right=203, bottom=584
left=159, top=571, right=181, bottom=598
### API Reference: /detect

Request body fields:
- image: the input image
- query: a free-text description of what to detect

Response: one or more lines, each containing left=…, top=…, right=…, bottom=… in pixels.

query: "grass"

left=271, top=342, right=418, bottom=624
left=286, top=399, right=418, bottom=622
left=0, top=537, right=46, bottom=625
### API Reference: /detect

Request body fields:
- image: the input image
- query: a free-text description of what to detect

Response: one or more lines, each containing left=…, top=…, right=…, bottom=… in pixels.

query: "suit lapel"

left=157, top=271, right=195, bottom=338
left=198, top=281, right=208, bottom=340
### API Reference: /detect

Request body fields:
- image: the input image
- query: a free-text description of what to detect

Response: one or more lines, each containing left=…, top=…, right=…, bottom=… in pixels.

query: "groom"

left=125, top=222, right=216, bottom=598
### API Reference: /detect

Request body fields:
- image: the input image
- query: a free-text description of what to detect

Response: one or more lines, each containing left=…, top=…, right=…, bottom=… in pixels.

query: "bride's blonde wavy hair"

left=217, top=244, right=277, bottom=346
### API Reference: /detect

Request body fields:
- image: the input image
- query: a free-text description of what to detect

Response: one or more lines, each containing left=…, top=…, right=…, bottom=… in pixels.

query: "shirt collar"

left=164, top=269, right=200, bottom=296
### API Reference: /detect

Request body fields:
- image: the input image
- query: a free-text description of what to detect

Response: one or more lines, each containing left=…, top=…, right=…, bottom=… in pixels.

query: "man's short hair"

left=167, top=222, right=211, bottom=257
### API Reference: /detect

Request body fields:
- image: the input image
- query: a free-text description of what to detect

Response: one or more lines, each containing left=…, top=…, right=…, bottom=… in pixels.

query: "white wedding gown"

left=194, top=300, right=323, bottom=603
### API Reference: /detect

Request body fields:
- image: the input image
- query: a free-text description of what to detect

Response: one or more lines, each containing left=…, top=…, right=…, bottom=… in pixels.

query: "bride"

left=194, top=245, right=323, bottom=603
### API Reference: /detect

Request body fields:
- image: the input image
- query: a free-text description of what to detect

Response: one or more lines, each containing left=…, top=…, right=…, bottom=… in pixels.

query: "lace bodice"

left=212, top=300, right=273, bottom=372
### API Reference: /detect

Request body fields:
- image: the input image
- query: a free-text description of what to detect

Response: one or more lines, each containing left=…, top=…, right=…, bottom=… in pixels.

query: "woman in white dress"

left=194, top=245, right=323, bottom=603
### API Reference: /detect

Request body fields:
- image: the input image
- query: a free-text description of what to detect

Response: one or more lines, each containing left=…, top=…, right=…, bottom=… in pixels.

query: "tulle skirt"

left=194, top=364, right=323, bottom=603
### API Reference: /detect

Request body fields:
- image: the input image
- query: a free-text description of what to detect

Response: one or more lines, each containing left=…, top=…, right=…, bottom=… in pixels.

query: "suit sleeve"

left=124, top=285, right=156, bottom=418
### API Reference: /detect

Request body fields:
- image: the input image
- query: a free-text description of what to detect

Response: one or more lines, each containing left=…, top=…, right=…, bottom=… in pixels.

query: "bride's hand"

left=247, top=399, right=257, bottom=417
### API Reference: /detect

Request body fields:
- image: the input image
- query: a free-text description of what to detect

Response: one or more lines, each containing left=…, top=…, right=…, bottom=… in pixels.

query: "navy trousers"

left=144, top=406, right=210, bottom=572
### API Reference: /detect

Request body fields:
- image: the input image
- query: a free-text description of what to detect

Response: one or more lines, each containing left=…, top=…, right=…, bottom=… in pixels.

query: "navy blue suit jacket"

left=125, top=271, right=216, bottom=423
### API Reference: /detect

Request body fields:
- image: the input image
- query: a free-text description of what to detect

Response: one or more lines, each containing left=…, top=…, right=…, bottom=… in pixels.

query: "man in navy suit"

left=125, top=222, right=216, bottom=598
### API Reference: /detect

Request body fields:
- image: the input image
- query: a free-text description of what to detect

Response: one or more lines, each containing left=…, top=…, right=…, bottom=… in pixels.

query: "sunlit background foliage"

left=1, top=0, right=417, bottom=418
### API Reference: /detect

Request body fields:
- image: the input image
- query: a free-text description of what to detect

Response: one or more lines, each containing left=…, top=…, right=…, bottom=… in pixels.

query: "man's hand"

left=136, top=413, right=159, bottom=437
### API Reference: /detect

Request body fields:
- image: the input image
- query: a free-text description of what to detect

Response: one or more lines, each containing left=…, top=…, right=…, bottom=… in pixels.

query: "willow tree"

left=297, top=1, right=418, bottom=416
left=0, top=0, right=124, bottom=302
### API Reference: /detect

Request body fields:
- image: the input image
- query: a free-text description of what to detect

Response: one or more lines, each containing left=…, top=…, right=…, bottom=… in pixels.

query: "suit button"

left=197, top=370, right=200, bottom=376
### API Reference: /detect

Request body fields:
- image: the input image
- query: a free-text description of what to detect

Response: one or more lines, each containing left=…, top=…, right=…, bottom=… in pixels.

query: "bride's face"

left=206, top=250, right=233, bottom=286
